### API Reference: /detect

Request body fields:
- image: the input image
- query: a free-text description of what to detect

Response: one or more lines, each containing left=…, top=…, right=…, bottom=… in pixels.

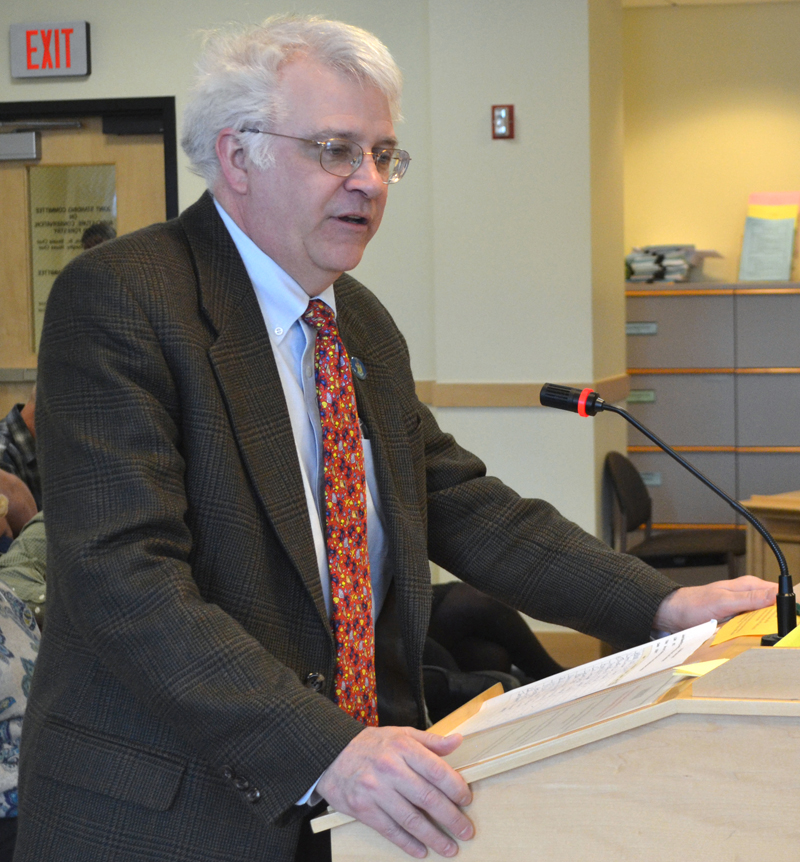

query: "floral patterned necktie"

left=303, top=299, right=378, bottom=726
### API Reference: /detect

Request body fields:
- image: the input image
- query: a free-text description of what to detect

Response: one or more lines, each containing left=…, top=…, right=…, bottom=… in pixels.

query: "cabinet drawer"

left=627, top=295, right=734, bottom=369
left=627, top=373, right=735, bottom=447
left=736, top=373, right=800, bottom=446
left=738, top=452, right=800, bottom=500
left=627, top=451, right=737, bottom=525
left=736, top=295, right=800, bottom=368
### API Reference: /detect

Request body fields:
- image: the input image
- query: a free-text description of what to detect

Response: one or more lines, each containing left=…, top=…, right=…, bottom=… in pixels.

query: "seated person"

left=0, top=388, right=39, bottom=511
left=0, top=475, right=37, bottom=555
left=0, top=581, right=39, bottom=862
left=80, top=222, right=116, bottom=251
left=0, top=514, right=45, bottom=628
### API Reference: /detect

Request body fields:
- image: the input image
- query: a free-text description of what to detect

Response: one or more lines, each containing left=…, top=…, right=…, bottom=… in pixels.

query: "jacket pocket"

left=35, top=721, right=186, bottom=811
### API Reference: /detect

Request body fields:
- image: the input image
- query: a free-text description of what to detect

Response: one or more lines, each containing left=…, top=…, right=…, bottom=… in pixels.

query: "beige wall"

left=1, top=0, right=627, bottom=536
left=623, top=2, right=800, bottom=283
left=590, top=0, right=629, bottom=535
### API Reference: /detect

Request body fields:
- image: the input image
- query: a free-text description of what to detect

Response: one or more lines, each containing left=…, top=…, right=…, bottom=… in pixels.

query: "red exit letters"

left=25, top=28, right=75, bottom=71
left=10, top=21, right=90, bottom=79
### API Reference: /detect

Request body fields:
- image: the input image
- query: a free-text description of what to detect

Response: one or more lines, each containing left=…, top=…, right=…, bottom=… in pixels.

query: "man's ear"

left=216, top=128, right=250, bottom=195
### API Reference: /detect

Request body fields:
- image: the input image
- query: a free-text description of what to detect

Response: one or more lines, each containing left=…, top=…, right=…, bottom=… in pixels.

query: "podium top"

left=313, top=637, right=800, bottom=835
left=742, top=489, right=800, bottom=514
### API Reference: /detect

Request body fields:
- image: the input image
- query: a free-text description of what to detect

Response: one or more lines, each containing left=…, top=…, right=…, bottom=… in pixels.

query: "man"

left=80, top=221, right=116, bottom=250
left=0, top=388, right=39, bottom=511
left=16, top=15, right=776, bottom=862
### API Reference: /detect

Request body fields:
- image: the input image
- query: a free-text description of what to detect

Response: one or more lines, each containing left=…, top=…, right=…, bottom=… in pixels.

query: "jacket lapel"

left=179, top=194, right=328, bottom=625
left=335, top=277, right=431, bottom=692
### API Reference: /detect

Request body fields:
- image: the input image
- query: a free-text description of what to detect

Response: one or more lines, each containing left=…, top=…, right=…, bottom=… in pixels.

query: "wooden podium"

left=313, top=638, right=800, bottom=861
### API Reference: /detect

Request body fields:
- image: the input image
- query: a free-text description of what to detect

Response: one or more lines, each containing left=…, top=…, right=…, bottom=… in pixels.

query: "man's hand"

left=0, top=495, right=10, bottom=540
left=653, top=575, right=778, bottom=633
left=0, top=471, right=36, bottom=537
left=316, top=726, right=473, bottom=859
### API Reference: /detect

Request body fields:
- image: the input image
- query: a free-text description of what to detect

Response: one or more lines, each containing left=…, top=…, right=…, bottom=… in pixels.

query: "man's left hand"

left=653, top=575, right=778, bottom=633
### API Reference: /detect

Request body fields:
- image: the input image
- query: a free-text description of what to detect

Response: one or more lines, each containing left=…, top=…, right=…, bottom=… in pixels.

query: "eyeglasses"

left=239, top=129, right=411, bottom=184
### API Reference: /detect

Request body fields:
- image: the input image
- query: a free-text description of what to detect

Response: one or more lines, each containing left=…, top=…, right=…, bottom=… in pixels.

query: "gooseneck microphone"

left=540, top=383, right=796, bottom=646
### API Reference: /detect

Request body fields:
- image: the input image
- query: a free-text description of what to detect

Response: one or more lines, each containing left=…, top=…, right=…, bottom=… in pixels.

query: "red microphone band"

left=577, top=388, right=594, bottom=418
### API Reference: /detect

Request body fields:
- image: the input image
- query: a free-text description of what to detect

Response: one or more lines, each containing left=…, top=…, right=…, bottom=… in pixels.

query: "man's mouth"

left=338, top=215, right=368, bottom=225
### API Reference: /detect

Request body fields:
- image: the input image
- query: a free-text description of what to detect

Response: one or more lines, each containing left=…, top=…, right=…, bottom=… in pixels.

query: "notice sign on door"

left=10, top=21, right=90, bottom=78
left=29, top=164, right=116, bottom=351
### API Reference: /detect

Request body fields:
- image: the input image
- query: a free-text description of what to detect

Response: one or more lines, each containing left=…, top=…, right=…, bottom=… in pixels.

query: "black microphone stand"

left=540, top=383, right=796, bottom=646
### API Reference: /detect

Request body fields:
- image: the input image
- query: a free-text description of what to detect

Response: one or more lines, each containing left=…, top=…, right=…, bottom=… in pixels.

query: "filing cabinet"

left=625, top=284, right=800, bottom=527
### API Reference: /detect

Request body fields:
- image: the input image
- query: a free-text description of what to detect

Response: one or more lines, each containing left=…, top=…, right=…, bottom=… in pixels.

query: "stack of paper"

left=450, top=619, right=716, bottom=737
left=626, top=245, right=697, bottom=283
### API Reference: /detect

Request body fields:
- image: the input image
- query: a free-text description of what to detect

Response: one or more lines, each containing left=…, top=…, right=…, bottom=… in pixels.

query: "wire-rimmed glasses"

left=239, top=129, right=411, bottom=184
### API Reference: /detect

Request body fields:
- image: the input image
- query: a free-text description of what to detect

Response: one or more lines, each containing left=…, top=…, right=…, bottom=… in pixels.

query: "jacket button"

left=233, top=776, right=250, bottom=791
left=221, top=765, right=235, bottom=781
left=246, top=787, right=262, bottom=804
left=304, top=672, right=325, bottom=692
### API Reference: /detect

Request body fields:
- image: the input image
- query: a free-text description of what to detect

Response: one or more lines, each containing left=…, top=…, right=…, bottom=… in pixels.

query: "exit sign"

left=10, top=21, right=91, bottom=78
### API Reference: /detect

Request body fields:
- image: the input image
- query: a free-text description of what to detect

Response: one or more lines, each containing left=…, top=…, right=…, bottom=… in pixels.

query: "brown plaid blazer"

left=15, top=193, right=675, bottom=861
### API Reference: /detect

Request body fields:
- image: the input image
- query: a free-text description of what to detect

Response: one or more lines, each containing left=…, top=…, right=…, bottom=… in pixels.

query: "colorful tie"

left=303, top=299, right=378, bottom=726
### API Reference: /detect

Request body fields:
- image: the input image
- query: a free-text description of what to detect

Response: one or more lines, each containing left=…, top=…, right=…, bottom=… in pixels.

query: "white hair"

left=181, top=14, right=403, bottom=188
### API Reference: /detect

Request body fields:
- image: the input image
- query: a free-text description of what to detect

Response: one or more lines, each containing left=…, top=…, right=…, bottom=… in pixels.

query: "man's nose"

left=344, top=154, right=385, bottom=195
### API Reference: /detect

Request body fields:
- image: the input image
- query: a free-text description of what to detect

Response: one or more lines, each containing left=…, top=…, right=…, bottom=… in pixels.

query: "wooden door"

left=0, top=116, right=166, bottom=414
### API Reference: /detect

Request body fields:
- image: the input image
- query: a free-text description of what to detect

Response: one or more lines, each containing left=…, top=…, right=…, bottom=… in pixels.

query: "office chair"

left=604, top=451, right=745, bottom=579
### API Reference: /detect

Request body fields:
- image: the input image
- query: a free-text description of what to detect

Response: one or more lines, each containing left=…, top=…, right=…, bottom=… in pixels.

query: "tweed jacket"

left=16, top=192, right=676, bottom=862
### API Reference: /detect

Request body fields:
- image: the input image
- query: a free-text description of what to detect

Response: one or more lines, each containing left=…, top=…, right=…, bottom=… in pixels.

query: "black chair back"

left=603, top=451, right=744, bottom=578
left=605, top=451, right=652, bottom=534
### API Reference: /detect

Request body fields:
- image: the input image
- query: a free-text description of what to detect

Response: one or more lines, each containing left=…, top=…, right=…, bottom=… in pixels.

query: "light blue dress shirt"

left=214, top=199, right=393, bottom=624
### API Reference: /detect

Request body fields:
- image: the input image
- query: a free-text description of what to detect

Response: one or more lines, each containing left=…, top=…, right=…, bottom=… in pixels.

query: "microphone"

left=540, top=383, right=796, bottom=646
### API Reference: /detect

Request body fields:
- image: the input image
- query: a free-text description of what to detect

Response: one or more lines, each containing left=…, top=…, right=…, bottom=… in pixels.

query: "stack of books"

left=626, top=245, right=697, bottom=283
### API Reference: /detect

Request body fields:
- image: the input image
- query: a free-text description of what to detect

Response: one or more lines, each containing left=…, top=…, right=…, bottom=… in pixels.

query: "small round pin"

left=350, top=356, right=367, bottom=380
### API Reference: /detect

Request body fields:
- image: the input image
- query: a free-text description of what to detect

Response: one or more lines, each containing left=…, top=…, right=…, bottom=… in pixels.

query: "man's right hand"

left=316, top=726, right=473, bottom=858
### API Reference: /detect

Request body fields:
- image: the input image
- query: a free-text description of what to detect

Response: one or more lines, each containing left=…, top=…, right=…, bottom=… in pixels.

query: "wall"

left=623, top=2, right=800, bottom=283
left=1, top=0, right=628, bottom=537
left=427, top=0, right=627, bottom=535
left=590, top=0, right=629, bottom=537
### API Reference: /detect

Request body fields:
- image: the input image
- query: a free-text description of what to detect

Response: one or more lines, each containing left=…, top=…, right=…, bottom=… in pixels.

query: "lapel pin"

left=350, top=356, right=367, bottom=380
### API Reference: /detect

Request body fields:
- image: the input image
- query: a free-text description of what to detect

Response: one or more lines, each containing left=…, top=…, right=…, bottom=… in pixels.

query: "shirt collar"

left=213, top=198, right=336, bottom=344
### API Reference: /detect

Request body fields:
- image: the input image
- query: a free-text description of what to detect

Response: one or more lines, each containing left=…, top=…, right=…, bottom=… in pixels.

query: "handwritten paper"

left=452, top=620, right=716, bottom=737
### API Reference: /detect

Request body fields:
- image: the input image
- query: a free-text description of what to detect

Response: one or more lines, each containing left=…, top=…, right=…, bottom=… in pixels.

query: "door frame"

left=0, top=96, right=178, bottom=218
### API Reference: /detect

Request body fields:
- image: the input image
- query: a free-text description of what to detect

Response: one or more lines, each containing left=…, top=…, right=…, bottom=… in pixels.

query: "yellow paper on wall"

left=747, top=204, right=799, bottom=221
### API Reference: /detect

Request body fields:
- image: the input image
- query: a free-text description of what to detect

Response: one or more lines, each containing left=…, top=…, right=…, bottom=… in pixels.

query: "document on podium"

left=451, top=619, right=716, bottom=738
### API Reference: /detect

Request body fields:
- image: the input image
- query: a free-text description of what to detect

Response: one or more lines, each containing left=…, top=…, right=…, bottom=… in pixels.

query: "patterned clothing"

left=0, top=407, right=40, bottom=511
left=304, top=300, right=378, bottom=726
left=0, top=585, right=39, bottom=818
left=0, top=514, right=46, bottom=628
